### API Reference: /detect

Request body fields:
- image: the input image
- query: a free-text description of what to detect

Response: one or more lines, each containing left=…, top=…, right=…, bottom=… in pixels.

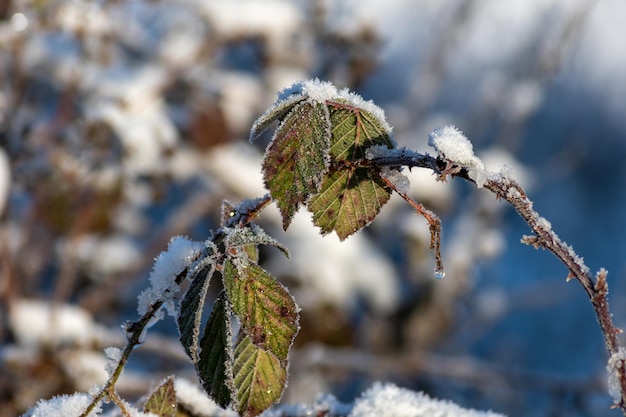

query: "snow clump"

left=428, top=125, right=487, bottom=187
left=137, top=236, right=203, bottom=319
left=349, top=382, right=506, bottom=417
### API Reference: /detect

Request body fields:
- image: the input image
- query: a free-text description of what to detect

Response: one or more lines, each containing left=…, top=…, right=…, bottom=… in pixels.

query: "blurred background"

left=1, top=0, right=625, bottom=416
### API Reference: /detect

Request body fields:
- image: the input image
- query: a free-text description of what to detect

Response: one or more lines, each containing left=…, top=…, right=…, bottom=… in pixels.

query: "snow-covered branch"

left=362, top=126, right=626, bottom=414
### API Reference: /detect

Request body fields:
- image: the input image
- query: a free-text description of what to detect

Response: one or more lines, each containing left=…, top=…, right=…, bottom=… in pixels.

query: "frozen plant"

left=22, top=80, right=626, bottom=417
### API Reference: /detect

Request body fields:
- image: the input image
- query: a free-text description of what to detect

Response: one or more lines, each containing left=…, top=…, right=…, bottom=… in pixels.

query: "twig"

left=380, top=174, right=444, bottom=276
left=364, top=152, right=626, bottom=414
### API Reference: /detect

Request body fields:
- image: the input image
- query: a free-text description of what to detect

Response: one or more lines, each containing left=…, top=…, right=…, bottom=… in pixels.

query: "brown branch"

left=380, top=174, right=444, bottom=277
left=364, top=152, right=626, bottom=414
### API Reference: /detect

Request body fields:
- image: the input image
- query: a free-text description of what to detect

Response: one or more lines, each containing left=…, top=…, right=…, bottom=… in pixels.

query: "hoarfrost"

left=428, top=125, right=487, bottom=187
left=607, top=347, right=626, bottom=404
left=137, top=236, right=203, bottom=319
left=21, top=393, right=101, bottom=417
left=349, top=382, right=506, bottom=417
left=275, top=79, right=393, bottom=135
left=536, top=216, right=552, bottom=232
left=104, top=347, right=122, bottom=377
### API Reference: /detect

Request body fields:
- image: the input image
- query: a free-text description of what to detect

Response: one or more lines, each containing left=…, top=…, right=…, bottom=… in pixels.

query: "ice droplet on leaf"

left=434, top=268, right=445, bottom=280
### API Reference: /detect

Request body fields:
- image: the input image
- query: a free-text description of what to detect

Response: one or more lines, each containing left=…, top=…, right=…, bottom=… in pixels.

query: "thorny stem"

left=79, top=194, right=273, bottom=417
left=366, top=152, right=626, bottom=414
left=380, top=175, right=443, bottom=275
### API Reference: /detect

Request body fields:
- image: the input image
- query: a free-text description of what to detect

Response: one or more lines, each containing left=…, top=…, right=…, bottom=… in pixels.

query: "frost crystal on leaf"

left=137, top=236, right=203, bottom=319
left=271, top=79, right=392, bottom=136
left=428, top=125, right=487, bottom=187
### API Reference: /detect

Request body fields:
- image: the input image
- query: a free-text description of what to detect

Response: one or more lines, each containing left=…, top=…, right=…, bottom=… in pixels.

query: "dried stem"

left=365, top=151, right=626, bottom=413
left=380, top=174, right=444, bottom=275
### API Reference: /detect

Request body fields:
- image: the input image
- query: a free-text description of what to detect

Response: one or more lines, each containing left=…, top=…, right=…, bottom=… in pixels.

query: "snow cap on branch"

left=137, top=236, right=203, bottom=319
left=428, top=125, right=487, bottom=187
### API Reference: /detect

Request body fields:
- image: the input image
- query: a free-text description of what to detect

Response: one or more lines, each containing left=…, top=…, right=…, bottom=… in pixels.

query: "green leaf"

left=307, top=102, right=394, bottom=240
left=308, top=167, right=391, bottom=240
left=262, top=100, right=331, bottom=229
left=197, top=291, right=233, bottom=408
left=327, top=100, right=394, bottom=161
left=249, top=93, right=306, bottom=142
left=225, top=224, right=289, bottom=258
left=178, top=261, right=215, bottom=363
left=144, top=376, right=177, bottom=417
left=223, top=259, right=299, bottom=363
left=232, top=332, right=286, bottom=417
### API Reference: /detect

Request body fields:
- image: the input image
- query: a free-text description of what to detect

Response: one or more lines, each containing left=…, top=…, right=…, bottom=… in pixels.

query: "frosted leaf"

left=428, top=125, right=487, bottom=188
left=607, top=347, right=626, bottom=404
left=271, top=79, right=392, bottom=136
left=335, top=86, right=393, bottom=137
left=349, top=382, right=506, bottom=417
left=137, top=236, right=203, bottom=318
left=22, top=393, right=101, bottom=417
left=224, top=224, right=289, bottom=257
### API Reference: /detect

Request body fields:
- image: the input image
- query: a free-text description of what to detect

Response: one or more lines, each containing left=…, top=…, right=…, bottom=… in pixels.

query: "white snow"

left=428, top=125, right=488, bottom=187
left=71, top=235, right=141, bottom=278
left=197, top=0, right=302, bottom=57
left=275, top=79, right=393, bottom=135
left=9, top=299, right=98, bottom=348
left=10, top=12, right=29, bottom=31
left=300, top=78, right=340, bottom=104
left=22, top=393, right=101, bottom=417
left=174, top=378, right=238, bottom=417
left=349, top=382, right=506, bottom=417
left=607, top=347, right=626, bottom=404
left=137, top=236, right=203, bottom=318
left=104, top=347, right=123, bottom=377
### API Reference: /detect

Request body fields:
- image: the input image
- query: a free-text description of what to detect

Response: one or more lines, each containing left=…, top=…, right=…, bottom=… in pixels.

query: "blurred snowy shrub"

left=4, top=1, right=626, bottom=417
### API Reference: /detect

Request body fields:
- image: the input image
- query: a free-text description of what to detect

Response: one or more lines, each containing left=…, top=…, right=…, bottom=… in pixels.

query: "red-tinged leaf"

left=308, top=167, right=391, bottom=240
left=327, top=100, right=394, bottom=161
left=262, top=101, right=331, bottom=229
left=307, top=101, right=394, bottom=239
left=223, top=259, right=299, bottom=364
